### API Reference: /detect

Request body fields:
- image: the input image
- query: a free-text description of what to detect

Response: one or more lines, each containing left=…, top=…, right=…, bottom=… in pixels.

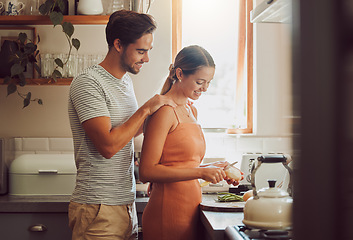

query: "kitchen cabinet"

left=0, top=212, right=71, bottom=240
left=0, top=194, right=241, bottom=240
left=0, top=195, right=148, bottom=240
left=0, top=15, right=109, bottom=85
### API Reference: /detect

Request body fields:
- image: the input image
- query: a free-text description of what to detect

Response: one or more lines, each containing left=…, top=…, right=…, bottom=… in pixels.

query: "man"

left=68, top=10, right=176, bottom=240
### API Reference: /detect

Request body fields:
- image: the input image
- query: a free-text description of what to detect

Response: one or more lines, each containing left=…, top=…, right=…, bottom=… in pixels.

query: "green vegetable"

left=217, top=192, right=244, bottom=202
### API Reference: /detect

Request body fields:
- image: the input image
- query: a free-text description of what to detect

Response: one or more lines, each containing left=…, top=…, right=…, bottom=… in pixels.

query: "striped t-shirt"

left=68, top=64, right=138, bottom=205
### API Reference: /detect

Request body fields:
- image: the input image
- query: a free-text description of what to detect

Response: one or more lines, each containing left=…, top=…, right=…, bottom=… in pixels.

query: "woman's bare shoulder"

left=145, top=106, right=177, bottom=129
left=152, top=105, right=176, bottom=119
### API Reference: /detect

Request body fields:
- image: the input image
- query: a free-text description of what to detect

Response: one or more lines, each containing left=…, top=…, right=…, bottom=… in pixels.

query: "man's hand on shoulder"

left=143, top=94, right=177, bottom=115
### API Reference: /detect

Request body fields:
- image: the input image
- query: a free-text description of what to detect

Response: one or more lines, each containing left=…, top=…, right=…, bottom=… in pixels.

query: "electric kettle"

left=242, top=155, right=293, bottom=230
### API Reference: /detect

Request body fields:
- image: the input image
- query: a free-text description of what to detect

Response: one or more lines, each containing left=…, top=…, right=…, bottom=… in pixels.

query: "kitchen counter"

left=200, top=194, right=244, bottom=240
left=0, top=193, right=242, bottom=240
left=0, top=194, right=149, bottom=213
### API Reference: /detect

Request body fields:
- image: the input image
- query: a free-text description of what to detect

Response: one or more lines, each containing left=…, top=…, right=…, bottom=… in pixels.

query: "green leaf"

left=53, top=69, right=62, bottom=78
left=20, top=60, right=28, bottom=70
left=23, top=92, right=31, bottom=108
left=7, top=82, right=17, bottom=96
left=38, top=99, right=43, bottom=105
left=62, top=22, right=74, bottom=38
left=57, top=0, right=66, bottom=13
left=72, top=38, right=80, bottom=51
left=50, top=11, right=63, bottom=26
left=18, top=32, right=27, bottom=44
left=37, top=35, right=40, bottom=44
left=24, top=42, right=36, bottom=54
left=39, top=0, right=54, bottom=15
left=18, top=73, right=26, bottom=87
left=55, top=58, right=64, bottom=68
left=29, top=54, right=37, bottom=63
left=10, top=64, right=25, bottom=77
left=4, top=76, right=11, bottom=84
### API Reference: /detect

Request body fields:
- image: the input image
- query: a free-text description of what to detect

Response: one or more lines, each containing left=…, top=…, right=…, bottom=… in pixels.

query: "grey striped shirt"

left=68, top=65, right=138, bottom=205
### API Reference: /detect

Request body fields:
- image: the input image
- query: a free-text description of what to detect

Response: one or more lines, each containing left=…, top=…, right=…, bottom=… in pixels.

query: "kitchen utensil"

left=242, top=155, right=293, bottom=230
left=200, top=161, right=238, bottom=187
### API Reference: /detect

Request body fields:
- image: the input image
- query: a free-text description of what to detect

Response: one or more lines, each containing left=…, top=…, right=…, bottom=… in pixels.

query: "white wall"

left=0, top=0, right=172, bottom=138
left=0, top=0, right=293, bottom=146
left=254, top=22, right=292, bottom=136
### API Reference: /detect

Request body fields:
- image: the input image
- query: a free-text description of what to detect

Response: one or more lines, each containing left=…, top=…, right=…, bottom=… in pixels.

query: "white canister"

left=5, top=0, right=25, bottom=15
left=77, top=0, right=103, bottom=15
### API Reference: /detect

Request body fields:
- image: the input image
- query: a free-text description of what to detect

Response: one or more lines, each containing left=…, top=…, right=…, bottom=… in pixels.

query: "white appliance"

left=239, top=153, right=291, bottom=190
left=9, top=154, right=77, bottom=195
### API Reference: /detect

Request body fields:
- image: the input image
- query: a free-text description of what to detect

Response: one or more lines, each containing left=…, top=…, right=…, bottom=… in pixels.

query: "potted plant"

left=4, top=0, right=80, bottom=108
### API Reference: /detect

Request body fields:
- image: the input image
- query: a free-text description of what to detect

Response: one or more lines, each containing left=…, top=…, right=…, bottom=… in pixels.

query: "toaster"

left=239, top=153, right=291, bottom=190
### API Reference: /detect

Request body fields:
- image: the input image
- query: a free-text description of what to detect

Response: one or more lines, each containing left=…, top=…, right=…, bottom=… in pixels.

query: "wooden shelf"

left=0, top=15, right=110, bottom=25
left=0, top=78, right=73, bottom=85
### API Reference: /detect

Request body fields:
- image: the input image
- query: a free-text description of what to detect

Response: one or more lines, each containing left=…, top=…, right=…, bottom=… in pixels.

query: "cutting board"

left=200, top=195, right=245, bottom=212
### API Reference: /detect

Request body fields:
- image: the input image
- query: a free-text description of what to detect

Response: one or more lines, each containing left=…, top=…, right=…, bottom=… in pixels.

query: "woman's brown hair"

left=160, top=45, right=215, bottom=95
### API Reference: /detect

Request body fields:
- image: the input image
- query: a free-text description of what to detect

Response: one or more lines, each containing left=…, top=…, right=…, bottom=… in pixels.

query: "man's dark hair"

left=106, top=10, right=157, bottom=49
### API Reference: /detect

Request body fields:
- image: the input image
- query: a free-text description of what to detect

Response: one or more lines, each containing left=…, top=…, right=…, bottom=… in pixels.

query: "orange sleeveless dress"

left=142, top=107, right=206, bottom=240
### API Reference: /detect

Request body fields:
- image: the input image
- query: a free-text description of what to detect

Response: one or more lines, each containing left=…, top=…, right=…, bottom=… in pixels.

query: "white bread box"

left=9, top=154, right=77, bottom=195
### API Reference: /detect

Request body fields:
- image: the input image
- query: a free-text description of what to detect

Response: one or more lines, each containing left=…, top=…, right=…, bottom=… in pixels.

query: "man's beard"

left=121, top=50, right=140, bottom=75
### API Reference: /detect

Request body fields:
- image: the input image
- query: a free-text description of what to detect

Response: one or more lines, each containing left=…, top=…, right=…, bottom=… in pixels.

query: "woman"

left=139, top=45, right=241, bottom=240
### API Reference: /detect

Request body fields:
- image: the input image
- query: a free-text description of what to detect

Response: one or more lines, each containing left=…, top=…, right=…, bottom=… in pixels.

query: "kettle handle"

left=251, top=155, right=293, bottom=199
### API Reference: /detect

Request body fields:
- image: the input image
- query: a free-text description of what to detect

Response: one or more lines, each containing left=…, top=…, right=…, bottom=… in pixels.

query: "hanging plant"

left=5, top=0, right=80, bottom=108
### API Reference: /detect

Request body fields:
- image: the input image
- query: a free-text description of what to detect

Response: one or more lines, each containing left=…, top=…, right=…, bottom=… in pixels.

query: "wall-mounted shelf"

left=0, top=78, right=73, bottom=85
left=0, top=15, right=110, bottom=25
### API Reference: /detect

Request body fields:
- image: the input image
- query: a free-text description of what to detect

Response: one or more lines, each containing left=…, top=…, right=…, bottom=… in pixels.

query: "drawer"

left=0, top=213, right=71, bottom=240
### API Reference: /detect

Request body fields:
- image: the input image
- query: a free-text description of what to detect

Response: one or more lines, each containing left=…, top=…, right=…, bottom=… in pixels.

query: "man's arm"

left=82, top=94, right=176, bottom=159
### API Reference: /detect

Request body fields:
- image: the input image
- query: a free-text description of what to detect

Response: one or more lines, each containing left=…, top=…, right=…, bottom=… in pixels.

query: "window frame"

left=172, top=0, right=253, bottom=134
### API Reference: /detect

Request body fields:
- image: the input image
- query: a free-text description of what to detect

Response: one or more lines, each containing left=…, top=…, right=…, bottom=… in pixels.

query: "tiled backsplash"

left=203, top=133, right=293, bottom=163
left=4, top=135, right=293, bottom=166
left=4, top=138, right=74, bottom=166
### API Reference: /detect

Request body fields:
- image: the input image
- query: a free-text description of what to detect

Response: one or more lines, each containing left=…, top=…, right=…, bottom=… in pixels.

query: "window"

left=172, top=0, right=253, bottom=133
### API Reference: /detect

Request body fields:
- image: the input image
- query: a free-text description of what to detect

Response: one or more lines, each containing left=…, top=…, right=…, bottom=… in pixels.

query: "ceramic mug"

left=5, top=0, right=25, bottom=15
left=0, top=2, right=4, bottom=13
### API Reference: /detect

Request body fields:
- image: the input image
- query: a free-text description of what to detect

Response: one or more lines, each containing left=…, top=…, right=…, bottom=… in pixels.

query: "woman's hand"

left=200, top=161, right=244, bottom=186
left=200, top=166, right=227, bottom=184
left=224, top=175, right=244, bottom=186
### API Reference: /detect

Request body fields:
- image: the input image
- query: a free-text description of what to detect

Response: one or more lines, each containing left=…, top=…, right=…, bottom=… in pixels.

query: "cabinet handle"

left=38, top=170, right=58, bottom=174
left=28, top=224, right=48, bottom=232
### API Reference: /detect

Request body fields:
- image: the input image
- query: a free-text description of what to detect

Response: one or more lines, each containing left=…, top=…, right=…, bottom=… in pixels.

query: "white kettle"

left=242, top=155, right=293, bottom=230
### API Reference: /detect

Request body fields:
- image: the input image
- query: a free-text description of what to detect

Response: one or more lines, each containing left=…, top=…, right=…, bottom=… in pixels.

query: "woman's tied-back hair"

left=161, top=45, right=215, bottom=95
left=106, top=10, right=157, bottom=49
